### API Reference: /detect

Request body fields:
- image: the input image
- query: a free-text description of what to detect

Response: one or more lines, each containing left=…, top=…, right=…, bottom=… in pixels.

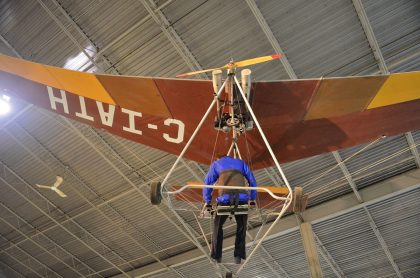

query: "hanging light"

left=0, top=95, right=11, bottom=115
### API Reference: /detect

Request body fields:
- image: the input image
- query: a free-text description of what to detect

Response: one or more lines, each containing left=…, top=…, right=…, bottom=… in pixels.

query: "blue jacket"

left=203, top=156, right=257, bottom=204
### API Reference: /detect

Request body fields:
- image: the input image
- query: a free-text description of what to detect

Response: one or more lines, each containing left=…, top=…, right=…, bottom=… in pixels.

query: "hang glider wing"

left=1, top=54, right=420, bottom=169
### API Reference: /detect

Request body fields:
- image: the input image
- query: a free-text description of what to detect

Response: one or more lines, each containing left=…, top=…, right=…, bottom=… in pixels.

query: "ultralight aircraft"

left=1, top=53, right=419, bottom=277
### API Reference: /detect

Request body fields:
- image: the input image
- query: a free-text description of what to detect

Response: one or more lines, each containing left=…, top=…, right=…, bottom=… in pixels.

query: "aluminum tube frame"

left=160, top=78, right=228, bottom=190
left=167, top=184, right=290, bottom=201
left=233, top=75, right=293, bottom=275
left=158, top=78, right=229, bottom=278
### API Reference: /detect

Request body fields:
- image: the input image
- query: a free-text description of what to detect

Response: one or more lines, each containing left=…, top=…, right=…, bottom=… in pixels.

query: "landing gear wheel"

left=225, top=272, right=233, bottom=278
left=150, top=181, right=162, bottom=205
left=293, top=186, right=303, bottom=213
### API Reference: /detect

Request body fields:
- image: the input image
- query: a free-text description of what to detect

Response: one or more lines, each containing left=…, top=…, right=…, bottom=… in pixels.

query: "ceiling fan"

left=36, top=176, right=67, bottom=198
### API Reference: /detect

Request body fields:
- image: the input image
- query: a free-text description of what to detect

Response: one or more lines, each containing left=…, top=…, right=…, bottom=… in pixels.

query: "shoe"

left=234, top=256, right=241, bottom=264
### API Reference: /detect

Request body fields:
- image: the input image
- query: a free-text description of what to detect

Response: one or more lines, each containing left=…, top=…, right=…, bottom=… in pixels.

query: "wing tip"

left=271, top=54, right=282, bottom=59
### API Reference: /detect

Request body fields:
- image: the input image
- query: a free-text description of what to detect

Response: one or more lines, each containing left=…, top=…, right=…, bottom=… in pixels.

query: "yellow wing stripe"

left=367, top=72, right=420, bottom=109
left=304, top=76, right=386, bottom=120
left=0, top=54, right=115, bottom=104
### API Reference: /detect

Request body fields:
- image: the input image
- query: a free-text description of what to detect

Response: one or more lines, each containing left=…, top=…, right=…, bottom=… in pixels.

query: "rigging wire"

left=210, top=100, right=225, bottom=165
left=302, top=136, right=385, bottom=190
left=306, top=136, right=417, bottom=198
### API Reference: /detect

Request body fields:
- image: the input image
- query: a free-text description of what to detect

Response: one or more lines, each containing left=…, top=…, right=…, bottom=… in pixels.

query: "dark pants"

left=211, top=213, right=248, bottom=260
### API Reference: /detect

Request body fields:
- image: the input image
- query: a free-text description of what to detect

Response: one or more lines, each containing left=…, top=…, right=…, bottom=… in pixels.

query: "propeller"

left=176, top=54, right=282, bottom=78
left=36, top=176, right=67, bottom=198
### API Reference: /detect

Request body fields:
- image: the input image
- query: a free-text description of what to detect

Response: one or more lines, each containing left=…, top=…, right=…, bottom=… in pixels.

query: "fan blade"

left=176, top=67, right=219, bottom=78
left=54, top=188, right=67, bottom=198
left=36, top=184, right=51, bottom=189
left=234, top=54, right=282, bottom=68
left=54, top=176, right=63, bottom=188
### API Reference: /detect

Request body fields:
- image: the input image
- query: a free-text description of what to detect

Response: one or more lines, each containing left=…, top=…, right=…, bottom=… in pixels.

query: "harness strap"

left=234, top=192, right=239, bottom=212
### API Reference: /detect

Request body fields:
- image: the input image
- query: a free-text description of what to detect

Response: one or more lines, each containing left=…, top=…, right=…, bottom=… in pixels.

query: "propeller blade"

left=54, top=188, right=67, bottom=198
left=176, top=68, right=219, bottom=78
left=176, top=54, right=281, bottom=78
left=234, top=54, right=282, bottom=68
left=36, top=184, right=51, bottom=189
left=54, top=176, right=63, bottom=188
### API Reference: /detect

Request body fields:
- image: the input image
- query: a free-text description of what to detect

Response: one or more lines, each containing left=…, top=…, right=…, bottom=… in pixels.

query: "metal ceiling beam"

left=246, top=228, right=290, bottom=278
left=0, top=217, right=65, bottom=278
left=332, top=151, right=363, bottom=202
left=35, top=0, right=119, bottom=74
left=313, top=234, right=346, bottom=278
left=95, top=0, right=174, bottom=58
left=0, top=246, right=43, bottom=278
left=362, top=206, right=404, bottom=278
left=0, top=199, right=100, bottom=278
left=0, top=260, right=25, bottom=278
left=260, top=256, right=288, bottom=278
left=116, top=171, right=420, bottom=277
left=352, top=0, right=389, bottom=74
left=261, top=249, right=290, bottom=278
left=139, top=0, right=207, bottom=79
left=0, top=34, right=22, bottom=58
left=405, top=132, right=420, bottom=168
left=0, top=162, right=131, bottom=277
left=245, top=0, right=297, bottom=79
left=332, top=151, right=404, bottom=278
left=3, top=124, right=185, bottom=276
left=47, top=0, right=119, bottom=73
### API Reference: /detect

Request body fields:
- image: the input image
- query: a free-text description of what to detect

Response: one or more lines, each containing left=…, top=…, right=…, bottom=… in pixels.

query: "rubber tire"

left=150, top=181, right=162, bottom=205
left=293, top=186, right=303, bottom=213
left=225, top=272, right=233, bottom=278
